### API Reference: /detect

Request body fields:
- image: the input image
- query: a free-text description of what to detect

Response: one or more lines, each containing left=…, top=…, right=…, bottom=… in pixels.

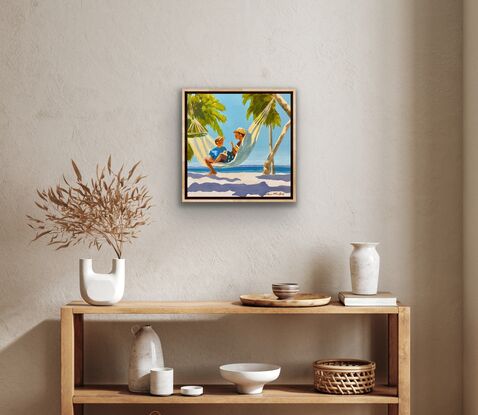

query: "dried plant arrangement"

left=27, top=156, right=152, bottom=258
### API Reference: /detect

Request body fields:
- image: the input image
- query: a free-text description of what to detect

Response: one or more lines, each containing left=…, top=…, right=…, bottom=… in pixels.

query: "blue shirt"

left=209, top=146, right=227, bottom=159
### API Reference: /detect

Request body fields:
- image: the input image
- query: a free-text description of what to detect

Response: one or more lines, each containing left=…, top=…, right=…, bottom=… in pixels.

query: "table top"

left=63, top=300, right=406, bottom=315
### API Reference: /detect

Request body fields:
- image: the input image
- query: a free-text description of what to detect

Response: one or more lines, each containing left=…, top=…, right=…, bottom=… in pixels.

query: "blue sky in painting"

left=188, top=92, right=292, bottom=167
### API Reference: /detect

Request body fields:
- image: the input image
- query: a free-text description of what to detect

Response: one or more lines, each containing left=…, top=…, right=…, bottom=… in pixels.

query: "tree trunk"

left=268, top=126, right=275, bottom=174
left=273, top=94, right=291, bottom=117
left=262, top=94, right=291, bottom=175
left=263, top=120, right=291, bottom=175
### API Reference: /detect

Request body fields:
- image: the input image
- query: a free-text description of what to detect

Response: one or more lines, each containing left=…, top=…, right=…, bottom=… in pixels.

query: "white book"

left=339, top=291, right=397, bottom=307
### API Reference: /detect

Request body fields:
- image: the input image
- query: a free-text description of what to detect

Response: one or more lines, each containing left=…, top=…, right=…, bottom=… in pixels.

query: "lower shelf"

left=73, top=384, right=398, bottom=405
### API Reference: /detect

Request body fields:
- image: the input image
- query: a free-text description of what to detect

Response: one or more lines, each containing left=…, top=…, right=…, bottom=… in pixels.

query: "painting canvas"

left=182, top=89, right=296, bottom=202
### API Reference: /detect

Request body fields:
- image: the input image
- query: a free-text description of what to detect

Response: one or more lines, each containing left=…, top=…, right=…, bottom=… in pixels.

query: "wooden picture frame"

left=182, top=89, right=296, bottom=203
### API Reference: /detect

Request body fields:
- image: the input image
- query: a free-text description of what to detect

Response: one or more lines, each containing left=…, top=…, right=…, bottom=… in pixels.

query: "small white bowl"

left=181, top=385, right=203, bottom=396
left=219, top=363, right=281, bottom=394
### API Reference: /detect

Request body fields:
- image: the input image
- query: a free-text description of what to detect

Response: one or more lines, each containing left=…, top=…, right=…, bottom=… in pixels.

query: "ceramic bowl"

left=181, top=385, right=203, bottom=396
left=273, top=290, right=299, bottom=299
left=272, top=282, right=299, bottom=289
left=219, top=363, right=281, bottom=394
left=272, top=283, right=300, bottom=299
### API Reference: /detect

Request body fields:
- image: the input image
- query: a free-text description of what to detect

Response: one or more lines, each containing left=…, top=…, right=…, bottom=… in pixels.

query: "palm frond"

left=187, top=94, right=227, bottom=136
left=242, top=93, right=281, bottom=128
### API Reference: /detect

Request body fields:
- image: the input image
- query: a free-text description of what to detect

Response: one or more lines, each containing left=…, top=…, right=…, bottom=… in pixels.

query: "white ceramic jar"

left=128, top=325, right=164, bottom=393
left=350, top=242, right=380, bottom=295
left=79, top=258, right=125, bottom=306
left=150, top=367, right=174, bottom=396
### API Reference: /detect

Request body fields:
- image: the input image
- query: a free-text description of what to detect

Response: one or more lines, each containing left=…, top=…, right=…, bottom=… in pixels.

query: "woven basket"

left=313, top=359, right=376, bottom=395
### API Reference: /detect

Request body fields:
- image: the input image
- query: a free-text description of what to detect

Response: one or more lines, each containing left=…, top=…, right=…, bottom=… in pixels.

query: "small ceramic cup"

left=272, top=283, right=300, bottom=299
left=150, top=367, right=174, bottom=396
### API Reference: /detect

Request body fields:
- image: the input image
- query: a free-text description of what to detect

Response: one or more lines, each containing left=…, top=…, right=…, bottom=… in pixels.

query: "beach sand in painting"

left=187, top=172, right=291, bottom=198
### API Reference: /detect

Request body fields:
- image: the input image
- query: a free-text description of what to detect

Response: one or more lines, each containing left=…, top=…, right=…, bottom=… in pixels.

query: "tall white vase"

left=350, top=243, right=380, bottom=295
left=128, top=325, right=164, bottom=393
left=79, top=258, right=125, bottom=306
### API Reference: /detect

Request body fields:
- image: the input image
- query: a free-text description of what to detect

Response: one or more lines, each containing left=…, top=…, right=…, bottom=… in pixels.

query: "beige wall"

left=0, top=1, right=462, bottom=414
left=464, top=0, right=477, bottom=414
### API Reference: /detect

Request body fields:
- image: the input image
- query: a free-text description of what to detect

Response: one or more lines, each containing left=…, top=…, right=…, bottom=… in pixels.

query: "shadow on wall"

left=85, top=317, right=388, bottom=382
left=409, top=0, right=463, bottom=414
left=0, top=320, right=60, bottom=414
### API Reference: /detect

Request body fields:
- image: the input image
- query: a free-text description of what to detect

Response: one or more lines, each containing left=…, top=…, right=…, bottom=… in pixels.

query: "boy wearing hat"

left=228, top=127, right=246, bottom=159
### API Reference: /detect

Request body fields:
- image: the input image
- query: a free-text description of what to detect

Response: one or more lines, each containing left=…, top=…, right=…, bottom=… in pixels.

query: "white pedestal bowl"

left=219, top=363, right=281, bottom=394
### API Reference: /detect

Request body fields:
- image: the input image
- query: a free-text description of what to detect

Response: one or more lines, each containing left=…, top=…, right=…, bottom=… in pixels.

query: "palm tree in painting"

left=242, top=94, right=280, bottom=174
left=242, top=93, right=291, bottom=174
left=186, top=94, right=227, bottom=161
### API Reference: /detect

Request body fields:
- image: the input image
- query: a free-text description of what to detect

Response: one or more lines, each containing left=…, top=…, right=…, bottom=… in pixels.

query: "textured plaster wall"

left=0, top=1, right=462, bottom=414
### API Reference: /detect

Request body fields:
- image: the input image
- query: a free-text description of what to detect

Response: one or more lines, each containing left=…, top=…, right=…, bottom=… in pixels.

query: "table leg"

left=388, top=314, right=399, bottom=415
left=61, top=308, right=75, bottom=415
left=61, top=309, right=84, bottom=415
left=74, top=314, right=84, bottom=415
left=398, top=307, right=411, bottom=415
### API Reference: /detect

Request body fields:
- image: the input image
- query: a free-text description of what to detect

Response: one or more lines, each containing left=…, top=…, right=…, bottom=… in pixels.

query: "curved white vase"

left=350, top=243, right=380, bottom=295
left=128, top=325, right=164, bottom=393
left=79, top=258, right=125, bottom=306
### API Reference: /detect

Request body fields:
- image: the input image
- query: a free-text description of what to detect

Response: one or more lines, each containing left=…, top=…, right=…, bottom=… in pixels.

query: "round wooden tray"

left=240, top=293, right=331, bottom=307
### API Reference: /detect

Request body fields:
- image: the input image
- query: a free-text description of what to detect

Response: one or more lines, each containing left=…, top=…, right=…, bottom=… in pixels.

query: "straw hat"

left=233, top=127, right=246, bottom=136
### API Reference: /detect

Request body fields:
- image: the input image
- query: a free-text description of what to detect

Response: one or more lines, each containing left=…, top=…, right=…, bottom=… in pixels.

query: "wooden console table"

left=60, top=301, right=410, bottom=414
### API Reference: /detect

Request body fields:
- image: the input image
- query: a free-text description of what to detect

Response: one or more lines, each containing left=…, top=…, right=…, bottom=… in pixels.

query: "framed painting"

left=182, top=89, right=296, bottom=202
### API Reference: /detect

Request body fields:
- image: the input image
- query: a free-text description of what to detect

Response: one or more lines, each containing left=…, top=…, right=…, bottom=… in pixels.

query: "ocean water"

left=187, top=165, right=291, bottom=173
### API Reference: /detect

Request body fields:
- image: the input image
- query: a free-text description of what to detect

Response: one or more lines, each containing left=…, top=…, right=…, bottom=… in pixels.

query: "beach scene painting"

left=182, top=89, right=295, bottom=202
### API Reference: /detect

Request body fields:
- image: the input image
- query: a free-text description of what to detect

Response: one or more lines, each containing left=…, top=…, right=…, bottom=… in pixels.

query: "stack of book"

left=338, top=291, right=397, bottom=307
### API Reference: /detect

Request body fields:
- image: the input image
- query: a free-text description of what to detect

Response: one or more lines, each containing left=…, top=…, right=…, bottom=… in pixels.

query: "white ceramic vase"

left=79, top=258, right=125, bottom=306
left=128, top=325, right=164, bottom=393
left=350, top=243, right=380, bottom=295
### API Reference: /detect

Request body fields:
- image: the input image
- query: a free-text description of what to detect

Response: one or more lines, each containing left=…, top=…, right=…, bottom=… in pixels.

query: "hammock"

left=187, top=99, right=275, bottom=168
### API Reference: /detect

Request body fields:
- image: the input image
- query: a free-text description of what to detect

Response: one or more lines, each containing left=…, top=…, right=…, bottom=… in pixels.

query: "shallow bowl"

left=181, top=385, right=203, bottom=396
left=219, top=363, right=281, bottom=394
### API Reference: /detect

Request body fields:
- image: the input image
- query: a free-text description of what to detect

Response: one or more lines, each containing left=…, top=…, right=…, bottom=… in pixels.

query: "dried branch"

left=27, top=157, right=152, bottom=258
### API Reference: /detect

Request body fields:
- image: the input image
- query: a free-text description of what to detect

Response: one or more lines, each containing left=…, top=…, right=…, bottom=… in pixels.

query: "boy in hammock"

left=204, top=128, right=246, bottom=175
left=205, top=136, right=227, bottom=175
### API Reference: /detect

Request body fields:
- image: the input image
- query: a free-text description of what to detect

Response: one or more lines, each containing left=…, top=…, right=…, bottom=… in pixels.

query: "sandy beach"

left=187, top=172, right=291, bottom=198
